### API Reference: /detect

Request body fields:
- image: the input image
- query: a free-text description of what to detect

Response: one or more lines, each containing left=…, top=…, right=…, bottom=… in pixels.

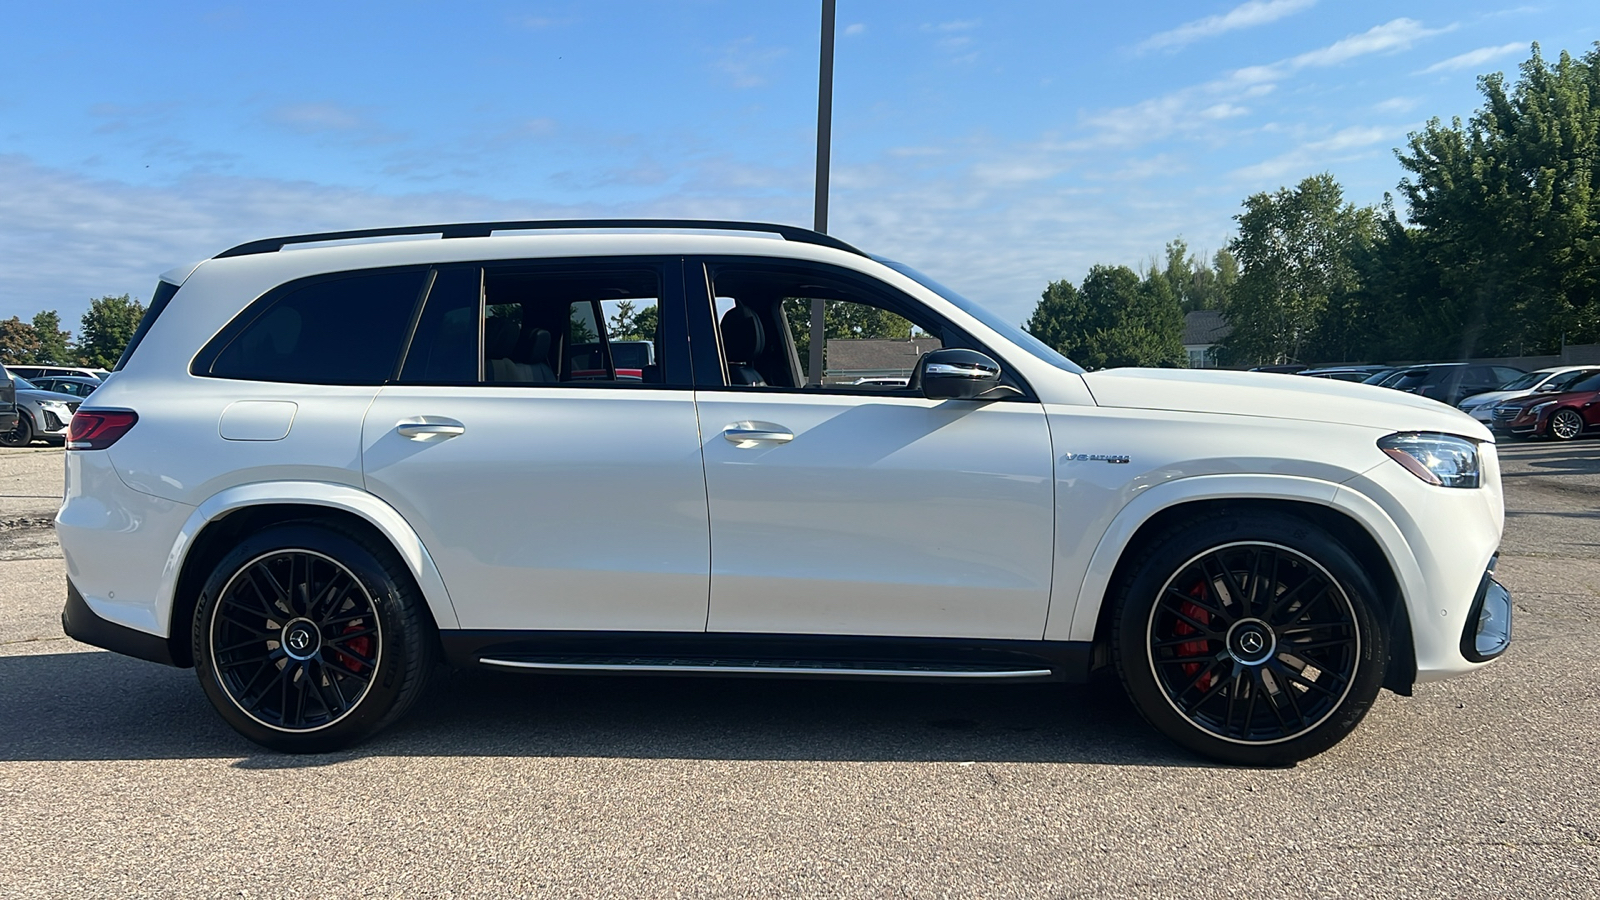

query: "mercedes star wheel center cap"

left=1227, top=619, right=1276, bottom=666
left=282, top=619, right=321, bottom=661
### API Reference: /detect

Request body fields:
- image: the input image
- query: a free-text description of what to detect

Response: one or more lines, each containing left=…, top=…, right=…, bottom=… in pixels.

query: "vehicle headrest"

left=720, top=306, right=765, bottom=361
left=485, top=317, right=520, bottom=358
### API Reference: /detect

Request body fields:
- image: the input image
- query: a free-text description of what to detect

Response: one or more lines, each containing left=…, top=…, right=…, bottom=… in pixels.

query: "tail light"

left=67, top=409, right=138, bottom=450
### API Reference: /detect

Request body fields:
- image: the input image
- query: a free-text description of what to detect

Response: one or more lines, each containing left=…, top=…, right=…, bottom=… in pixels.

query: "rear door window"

left=200, top=268, right=428, bottom=385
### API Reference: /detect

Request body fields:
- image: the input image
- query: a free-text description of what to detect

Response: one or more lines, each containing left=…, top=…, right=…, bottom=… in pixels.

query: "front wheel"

left=1112, top=511, right=1388, bottom=766
left=0, top=413, right=33, bottom=448
left=192, top=521, right=437, bottom=752
left=1549, top=408, right=1584, bottom=441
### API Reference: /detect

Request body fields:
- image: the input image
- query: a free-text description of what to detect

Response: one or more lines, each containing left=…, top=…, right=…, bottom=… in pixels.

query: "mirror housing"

left=916, top=348, right=1003, bottom=400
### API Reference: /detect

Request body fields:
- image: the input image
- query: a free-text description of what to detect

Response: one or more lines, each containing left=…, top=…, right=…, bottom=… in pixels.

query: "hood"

left=1458, top=389, right=1530, bottom=409
left=17, top=389, right=80, bottom=405
left=1082, top=368, right=1494, bottom=441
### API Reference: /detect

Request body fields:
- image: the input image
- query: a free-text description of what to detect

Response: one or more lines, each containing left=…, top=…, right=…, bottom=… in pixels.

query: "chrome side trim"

left=478, top=658, right=1053, bottom=679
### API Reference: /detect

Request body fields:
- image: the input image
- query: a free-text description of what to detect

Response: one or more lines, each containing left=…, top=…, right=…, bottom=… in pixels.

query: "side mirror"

left=917, top=348, right=1004, bottom=400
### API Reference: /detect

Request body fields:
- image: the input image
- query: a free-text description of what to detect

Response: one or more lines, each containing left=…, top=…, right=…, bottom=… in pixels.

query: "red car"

left=1490, top=370, right=1600, bottom=440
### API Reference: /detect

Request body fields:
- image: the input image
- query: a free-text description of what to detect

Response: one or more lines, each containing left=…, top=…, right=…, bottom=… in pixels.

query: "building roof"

left=825, top=337, right=944, bottom=374
left=1183, top=310, right=1232, bottom=346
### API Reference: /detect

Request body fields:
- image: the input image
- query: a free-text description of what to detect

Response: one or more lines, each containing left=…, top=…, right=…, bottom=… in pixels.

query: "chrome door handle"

left=397, top=421, right=466, bottom=440
left=723, top=424, right=794, bottom=444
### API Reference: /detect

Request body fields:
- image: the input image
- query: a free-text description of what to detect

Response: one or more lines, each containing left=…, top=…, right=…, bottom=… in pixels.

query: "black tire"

left=192, top=521, right=437, bottom=753
left=0, top=413, right=33, bottom=448
left=1112, top=510, right=1387, bottom=766
left=1548, top=408, right=1584, bottom=441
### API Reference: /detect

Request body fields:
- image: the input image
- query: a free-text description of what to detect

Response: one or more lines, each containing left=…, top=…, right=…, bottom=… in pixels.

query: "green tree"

left=1223, top=174, right=1375, bottom=365
left=0, top=317, right=42, bottom=365
left=781, top=298, right=914, bottom=365
left=1389, top=42, right=1600, bottom=356
left=77, top=294, right=146, bottom=369
left=1026, top=264, right=1184, bottom=369
left=31, top=310, right=72, bottom=364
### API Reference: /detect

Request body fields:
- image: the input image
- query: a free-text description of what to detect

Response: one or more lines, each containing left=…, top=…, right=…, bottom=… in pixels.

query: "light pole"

left=808, top=0, right=835, bottom=386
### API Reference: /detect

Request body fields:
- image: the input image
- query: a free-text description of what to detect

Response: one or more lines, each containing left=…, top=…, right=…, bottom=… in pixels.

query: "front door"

left=689, top=259, right=1056, bottom=640
left=361, top=259, right=711, bottom=632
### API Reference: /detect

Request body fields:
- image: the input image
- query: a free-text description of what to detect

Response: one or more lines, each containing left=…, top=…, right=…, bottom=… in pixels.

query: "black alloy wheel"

left=1113, top=511, right=1386, bottom=766
left=193, top=522, right=436, bottom=752
left=0, top=413, right=33, bottom=448
left=1549, top=408, right=1584, bottom=441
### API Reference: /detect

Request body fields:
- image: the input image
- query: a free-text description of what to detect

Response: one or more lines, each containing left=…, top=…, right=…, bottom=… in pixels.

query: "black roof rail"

left=215, top=219, right=866, bottom=259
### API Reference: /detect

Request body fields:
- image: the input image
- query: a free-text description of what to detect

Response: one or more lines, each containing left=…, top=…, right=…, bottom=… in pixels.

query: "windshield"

left=1501, top=372, right=1547, bottom=391
left=13, top=375, right=38, bottom=391
left=874, top=257, right=1085, bottom=375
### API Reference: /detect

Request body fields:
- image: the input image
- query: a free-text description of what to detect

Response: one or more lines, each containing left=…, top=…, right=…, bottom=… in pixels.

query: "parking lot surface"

left=2, top=441, right=1597, bottom=898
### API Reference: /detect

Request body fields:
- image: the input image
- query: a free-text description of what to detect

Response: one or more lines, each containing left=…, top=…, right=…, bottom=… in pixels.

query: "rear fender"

left=158, top=481, right=461, bottom=633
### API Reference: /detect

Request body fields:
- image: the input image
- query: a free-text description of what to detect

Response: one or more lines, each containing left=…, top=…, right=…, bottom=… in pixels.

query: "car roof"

left=213, top=219, right=864, bottom=260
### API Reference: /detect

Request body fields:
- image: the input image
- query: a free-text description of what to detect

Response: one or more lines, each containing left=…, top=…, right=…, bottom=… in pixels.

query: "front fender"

left=155, top=481, right=461, bottom=635
left=1048, top=473, right=1426, bottom=645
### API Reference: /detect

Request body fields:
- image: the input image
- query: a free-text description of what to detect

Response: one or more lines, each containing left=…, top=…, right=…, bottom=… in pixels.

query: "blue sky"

left=1, top=1, right=1595, bottom=330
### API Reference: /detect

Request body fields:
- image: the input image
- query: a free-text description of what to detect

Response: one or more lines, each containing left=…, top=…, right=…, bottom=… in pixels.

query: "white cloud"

left=924, top=20, right=979, bottom=33
left=1374, top=96, right=1419, bottom=114
left=1230, top=125, right=1392, bottom=183
left=269, top=102, right=367, bottom=133
left=843, top=23, right=866, bottom=38
left=1082, top=18, right=1451, bottom=150
left=1139, top=0, right=1316, bottom=53
left=1418, top=41, right=1525, bottom=74
left=715, top=37, right=787, bottom=89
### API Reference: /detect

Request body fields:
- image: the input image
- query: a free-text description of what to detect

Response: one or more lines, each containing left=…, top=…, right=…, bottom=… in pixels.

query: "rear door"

left=687, top=258, right=1056, bottom=640
left=361, top=258, right=712, bottom=632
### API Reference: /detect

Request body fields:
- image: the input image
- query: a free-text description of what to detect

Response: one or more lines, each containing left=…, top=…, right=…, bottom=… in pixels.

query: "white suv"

left=59, top=220, right=1511, bottom=764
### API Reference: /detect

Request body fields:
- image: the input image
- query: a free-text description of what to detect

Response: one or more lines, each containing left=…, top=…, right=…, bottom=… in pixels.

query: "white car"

left=1459, top=365, right=1600, bottom=425
left=59, top=220, right=1511, bottom=765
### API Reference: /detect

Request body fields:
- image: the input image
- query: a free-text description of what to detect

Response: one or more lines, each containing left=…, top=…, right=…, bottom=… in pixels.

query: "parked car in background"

left=0, top=373, right=83, bottom=447
left=0, top=367, right=16, bottom=435
left=1458, top=366, right=1600, bottom=426
left=1376, top=363, right=1524, bottom=406
left=28, top=375, right=102, bottom=399
left=1299, top=365, right=1393, bottom=383
left=1247, top=364, right=1306, bottom=374
left=6, top=365, right=107, bottom=382
left=1490, top=370, right=1600, bottom=440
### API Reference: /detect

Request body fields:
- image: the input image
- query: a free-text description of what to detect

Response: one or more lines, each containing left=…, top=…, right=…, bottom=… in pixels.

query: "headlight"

left=1378, top=432, right=1481, bottom=488
left=1528, top=400, right=1558, bottom=415
left=41, top=401, right=69, bottom=413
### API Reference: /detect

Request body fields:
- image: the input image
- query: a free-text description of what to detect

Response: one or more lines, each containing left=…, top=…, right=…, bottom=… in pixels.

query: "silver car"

left=0, top=371, right=82, bottom=447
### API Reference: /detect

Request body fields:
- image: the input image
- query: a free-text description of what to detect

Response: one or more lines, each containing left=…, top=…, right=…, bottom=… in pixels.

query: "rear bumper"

left=61, top=579, right=178, bottom=667
left=0, top=409, right=15, bottom=431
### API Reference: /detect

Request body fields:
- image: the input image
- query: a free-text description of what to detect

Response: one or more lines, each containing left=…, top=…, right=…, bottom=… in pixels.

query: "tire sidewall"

left=192, top=522, right=422, bottom=753
left=1113, top=512, right=1388, bottom=766
left=0, top=413, right=32, bottom=447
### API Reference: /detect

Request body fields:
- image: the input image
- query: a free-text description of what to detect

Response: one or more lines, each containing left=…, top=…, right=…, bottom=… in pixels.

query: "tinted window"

left=206, top=269, right=427, bottom=385
left=1570, top=372, right=1600, bottom=393
left=1490, top=367, right=1523, bottom=385
left=115, top=280, right=180, bottom=372
left=399, top=267, right=481, bottom=384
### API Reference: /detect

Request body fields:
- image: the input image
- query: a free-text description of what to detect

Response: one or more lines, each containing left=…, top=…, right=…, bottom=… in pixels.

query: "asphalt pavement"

left=1, top=440, right=1596, bottom=898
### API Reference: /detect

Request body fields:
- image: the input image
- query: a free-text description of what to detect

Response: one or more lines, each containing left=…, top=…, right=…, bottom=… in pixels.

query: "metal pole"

left=808, top=0, right=835, bottom=386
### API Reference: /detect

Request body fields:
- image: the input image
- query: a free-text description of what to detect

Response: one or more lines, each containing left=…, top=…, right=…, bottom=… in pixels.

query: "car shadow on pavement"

left=0, top=651, right=1211, bottom=768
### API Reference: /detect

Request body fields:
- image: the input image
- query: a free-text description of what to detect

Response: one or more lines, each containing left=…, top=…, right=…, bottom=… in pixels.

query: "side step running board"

left=478, top=656, right=1054, bottom=680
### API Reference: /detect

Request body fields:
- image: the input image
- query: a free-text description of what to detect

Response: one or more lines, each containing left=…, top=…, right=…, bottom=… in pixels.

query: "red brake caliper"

left=335, top=621, right=372, bottom=673
left=1172, top=583, right=1214, bottom=692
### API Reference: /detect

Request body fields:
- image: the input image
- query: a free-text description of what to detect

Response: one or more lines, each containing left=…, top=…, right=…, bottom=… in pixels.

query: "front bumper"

left=1463, top=558, right=1512, bottom=663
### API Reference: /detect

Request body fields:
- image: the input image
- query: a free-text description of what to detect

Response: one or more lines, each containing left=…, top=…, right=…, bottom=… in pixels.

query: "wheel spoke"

left=1163, top=607, right=1222, bottom=637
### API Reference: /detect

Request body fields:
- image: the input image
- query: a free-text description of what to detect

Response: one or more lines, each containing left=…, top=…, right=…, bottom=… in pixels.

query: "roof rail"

left=214, top=219, right=866, bottom=259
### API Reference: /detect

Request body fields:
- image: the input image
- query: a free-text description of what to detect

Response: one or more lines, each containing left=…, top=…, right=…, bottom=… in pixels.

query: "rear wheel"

left=192, top=521, right=437, bottom=752
left=1549, top=408, right=1584, bottom=441
left=0, top=413, right=33, bottom=448
left=1112, top=511, right=1387, bottom=766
